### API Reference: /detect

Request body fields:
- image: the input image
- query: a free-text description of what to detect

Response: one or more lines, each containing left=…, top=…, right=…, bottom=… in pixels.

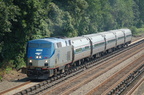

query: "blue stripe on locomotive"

left=27, top=39, right=55, bottom=60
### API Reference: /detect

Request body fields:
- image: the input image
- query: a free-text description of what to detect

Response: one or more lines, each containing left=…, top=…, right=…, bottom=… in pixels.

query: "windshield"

left=27, top=42, right=55, bottom=59
left=28, top=43, right=51, bottom=48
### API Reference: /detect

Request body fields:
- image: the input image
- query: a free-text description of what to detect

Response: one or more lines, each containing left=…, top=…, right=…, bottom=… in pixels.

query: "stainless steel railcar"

left=84, top=34, right=105, bottom=58
left=110, top=30, right=125, bottom=48
left=98, top=32, right=117, bottom=53
left=25, top=28, right=132, bottom=79
left=68, top=37, right=91, bottom=65
left=119, top=29, right=132, bottom=45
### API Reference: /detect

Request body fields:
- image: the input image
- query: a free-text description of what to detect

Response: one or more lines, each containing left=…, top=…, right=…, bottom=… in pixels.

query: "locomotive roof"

left=28, top=37, right=65, bottom=43
left=67, top=36, right=87, bottom=40
left=83, top=33, right=102, bottom=37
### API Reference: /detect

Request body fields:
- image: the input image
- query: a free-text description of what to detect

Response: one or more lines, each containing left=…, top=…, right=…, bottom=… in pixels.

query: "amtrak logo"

left=35, top=53, right=41, bottom=55
left=35, top=49, right=43, bottom=55
left=36, top=49, right=43, bottom=51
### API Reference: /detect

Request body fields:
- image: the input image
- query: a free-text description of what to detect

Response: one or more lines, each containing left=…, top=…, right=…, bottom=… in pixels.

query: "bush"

left=130, top=26, right=144, bottom=36
left=130, top=26, right=137, bottom=35
left=0, top=76, right=2, bottom=81
left=0, top=69, right=4, bottom=81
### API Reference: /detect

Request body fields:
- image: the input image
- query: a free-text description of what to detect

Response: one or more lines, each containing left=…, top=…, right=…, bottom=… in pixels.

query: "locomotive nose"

left=28, top=59, right=49, bottom=67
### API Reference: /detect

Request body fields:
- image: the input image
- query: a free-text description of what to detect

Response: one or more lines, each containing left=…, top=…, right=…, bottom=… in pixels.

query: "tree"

left=0, top=1, right=20, bottom=67
left=1, top=0, right=51, bottom=68
left=109, top=0, right=134, bottom=28
left=134, top=0, right=144, bottom=27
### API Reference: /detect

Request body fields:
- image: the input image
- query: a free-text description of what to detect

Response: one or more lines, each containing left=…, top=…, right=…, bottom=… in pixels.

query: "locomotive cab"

left=26, top=38, right=73, bottom=79
left=27, top=40, right=54, bottom=67
left=26, top=39, right=55, bottom=79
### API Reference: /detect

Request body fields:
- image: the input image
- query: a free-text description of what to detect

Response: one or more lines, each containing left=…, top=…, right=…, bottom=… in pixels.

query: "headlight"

left=29, top=60, right=32, bottom=62
left=36, top=56, right=39, bottom=59
left=39, top=56, right=42, bottom=58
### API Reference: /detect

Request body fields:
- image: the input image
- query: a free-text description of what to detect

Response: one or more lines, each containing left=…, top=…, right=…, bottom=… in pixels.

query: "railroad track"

left=1, top=38, right=143, bottom=95
left=0, top=81, right=41, bottom=95
left=0, top=81, right=30, bottom=95
left=126, top=76, right=144, bottom=95
left=87, top=55, right=144, bottom=95
left=41, top=40, right=143, bottom=95
left=42, top=40, right=144, bottom=95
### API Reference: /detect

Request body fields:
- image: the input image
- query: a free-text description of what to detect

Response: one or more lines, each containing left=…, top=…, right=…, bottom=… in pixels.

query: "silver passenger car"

left=98, top=32, right=116, bottom=51
left=110, top=30, right=125, bottom=47
left=84, top=34, right=105, bottom=56
left=68, top=37, right=91, bottom=62
left=119, top=29, right=132, bottom=44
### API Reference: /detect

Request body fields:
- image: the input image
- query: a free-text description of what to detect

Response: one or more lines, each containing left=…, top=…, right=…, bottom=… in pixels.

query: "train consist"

left=26, top=28, right=132, bottom=79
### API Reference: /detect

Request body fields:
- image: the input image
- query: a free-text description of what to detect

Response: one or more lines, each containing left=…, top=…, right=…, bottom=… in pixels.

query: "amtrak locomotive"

left=26, top=28, right=132, bottom=79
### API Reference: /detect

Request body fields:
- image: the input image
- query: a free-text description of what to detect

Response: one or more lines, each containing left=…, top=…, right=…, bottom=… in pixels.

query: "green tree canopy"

left=0, top=0, right=143, bottom=68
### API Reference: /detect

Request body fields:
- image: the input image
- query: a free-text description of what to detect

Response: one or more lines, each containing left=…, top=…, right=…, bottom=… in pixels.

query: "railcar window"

left=108, top=39, right=116, bottom=43
left=75, top=48, right=82, bottom=53
left=85, top=46, right=89, bottom=50
left=118, top=36, right=124, bottom=40
left=94, top=42, right=105, bottom=47
left=126, top=35, right=132, bottom=37
left=57, top=42, right=62, bottom=48
left=65, top=41, right=67, bottom=46
left=68, top=40, right=71, bottom=45
left=94, top=44, right=98, bottom=47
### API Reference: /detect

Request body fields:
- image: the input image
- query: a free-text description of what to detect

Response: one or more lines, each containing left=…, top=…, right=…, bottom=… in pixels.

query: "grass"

left=0, top=69, right=4, bottom=81
left=0, top=67, right=13, bottom=81
left=132, top=27, right=144, bottom=36
left=0, top=76, right=2, bottom=81
left=6, top=67, right=12, bottom=74
left=137, top=28, right=144, bottom=34
left=0, top=63, right=13, bottom=81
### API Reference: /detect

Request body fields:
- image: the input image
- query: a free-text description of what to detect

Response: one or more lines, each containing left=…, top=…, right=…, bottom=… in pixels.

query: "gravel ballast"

left=70, top=49, right=144, bottom=95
